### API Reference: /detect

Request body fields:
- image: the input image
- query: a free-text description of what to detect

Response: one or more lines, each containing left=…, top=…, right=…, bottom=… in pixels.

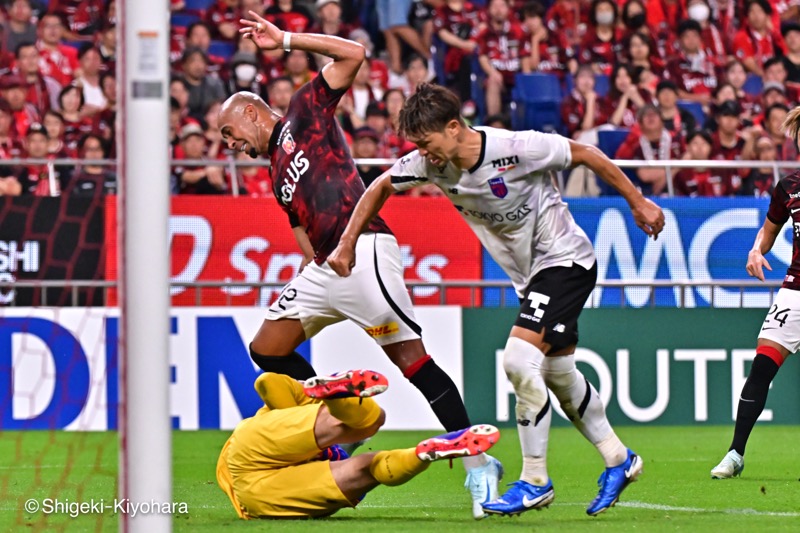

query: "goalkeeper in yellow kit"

left=216, top=369, right=499, bottom=519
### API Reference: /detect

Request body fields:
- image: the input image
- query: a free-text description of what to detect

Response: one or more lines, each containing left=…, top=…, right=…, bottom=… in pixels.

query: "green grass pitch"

left=1, top=426, right=798, bottom=532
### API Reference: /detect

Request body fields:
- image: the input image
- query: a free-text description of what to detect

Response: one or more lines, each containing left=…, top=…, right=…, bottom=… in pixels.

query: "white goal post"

left=118, top=1, right=172, bottom=531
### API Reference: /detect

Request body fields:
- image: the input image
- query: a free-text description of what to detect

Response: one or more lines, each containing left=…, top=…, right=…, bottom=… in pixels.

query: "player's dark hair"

left=398, top=83, right=464, bottom=138
left=781, top=105, right=800, bottom=149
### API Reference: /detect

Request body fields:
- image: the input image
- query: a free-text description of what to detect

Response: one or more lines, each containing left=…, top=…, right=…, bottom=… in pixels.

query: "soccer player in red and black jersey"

left=218, top=12, right=500, bottom=519
left=711, top=105, right=800, bottom=478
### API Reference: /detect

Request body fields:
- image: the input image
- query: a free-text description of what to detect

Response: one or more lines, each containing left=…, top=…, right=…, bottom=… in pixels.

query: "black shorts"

left=514, top=262, right=597, bottom=353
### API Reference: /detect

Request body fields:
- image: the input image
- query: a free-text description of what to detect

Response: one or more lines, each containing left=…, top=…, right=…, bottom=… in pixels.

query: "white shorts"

left=757, top=287, right=800, bottom=354
left=266, top=233, right=422, bottom=347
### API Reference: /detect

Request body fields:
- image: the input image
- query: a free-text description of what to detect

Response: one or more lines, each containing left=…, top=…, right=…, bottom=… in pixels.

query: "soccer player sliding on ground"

left=711, top=107, right=800, bottom=479
left=216, top=369, right=500, bottom=519
left=217, top=13, right=502, bottom=518
left=329, top=83, right=666, bottom=516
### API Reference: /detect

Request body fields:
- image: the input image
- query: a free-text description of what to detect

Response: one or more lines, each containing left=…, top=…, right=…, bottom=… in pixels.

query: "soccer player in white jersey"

left=328, top=83, right=666, bottom=516
left=710, top=108, right=800, bottom=479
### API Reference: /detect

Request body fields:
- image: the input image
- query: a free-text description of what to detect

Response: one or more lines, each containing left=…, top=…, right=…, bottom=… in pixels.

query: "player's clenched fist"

left=239, top=10, right=283, bottom=51
left=327, top=243, right=356, bottom=277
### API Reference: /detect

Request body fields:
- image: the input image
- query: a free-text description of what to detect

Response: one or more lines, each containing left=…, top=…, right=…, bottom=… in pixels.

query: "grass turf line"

left=0, top=426, right=798, bottom=532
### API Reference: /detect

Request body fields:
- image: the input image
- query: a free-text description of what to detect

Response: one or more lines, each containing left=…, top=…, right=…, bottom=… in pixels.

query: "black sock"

left=249, top=346, right=317, bottom=380
left=729, top=354, right=780, bottom=456
left=406, top=357, right=471, bottom=431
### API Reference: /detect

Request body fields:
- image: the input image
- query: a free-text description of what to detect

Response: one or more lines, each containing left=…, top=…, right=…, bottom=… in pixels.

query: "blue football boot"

left=482, top=479, right=555, bottom=516
left=586, top=449, right=643, bottom=516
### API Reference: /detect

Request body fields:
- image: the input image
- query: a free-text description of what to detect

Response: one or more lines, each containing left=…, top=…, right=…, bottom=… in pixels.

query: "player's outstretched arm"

left=568, top=140, right=665, bottom=239
left=240, top=11, right=365, bottom=91
left=746, top=220, right=781, bottom=281
left=328, top=172, right=396, bottom=277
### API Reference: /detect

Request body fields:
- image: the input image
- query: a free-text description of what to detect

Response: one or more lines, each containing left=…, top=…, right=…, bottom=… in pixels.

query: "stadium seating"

left=676, top=100, right=705, bottom=126
left=209, top=40, right=236, bottom=61
left=171, top=13, right=201, bottom=28
left=742, top=74, right=764, bottom=96
left=512, top=72, right=562, bottom=133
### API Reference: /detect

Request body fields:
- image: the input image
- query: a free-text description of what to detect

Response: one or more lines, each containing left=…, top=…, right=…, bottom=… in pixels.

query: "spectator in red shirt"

left=17, top=122, right=71, bottom=196
left=265, top=0, right=314, bottom=35
left=58, top=84, right=92, bottom=152
left=97, top=23, right=116, bottom=73
left=523, top=1, right=569, bottom=77
left=476, top=0, right=530, bottom=117
left=545, top=0, right=585, bottom=49
left=724, top=58, right=761, bottom=118
left=710, top=99, right=757, bottom=192
left=42, top=109, right=70, bottom=157
left=233, top=149, right=272, bottom=197
left=733, top=0, right=786, bottom=76
left=36, top=13, right=79, bottom=87
left=649, top=0, right=686, bottom=59
left=1, top=74, right=39, bottom=139
left=620, top=0, right=648, bottom=38
left=351, top=126, right=385, bottom=187
left=0, top=99, right=23, bottom=160
left=283, top=49, right=318, bottom=91
left=740, top=135, right=776, bottom=197
left=15, top=42, right=61, bottom=112
left=310, top=0, right=355, bottom=70
left=626, top=31, right=663, bottom=95
left=686, top=0, right=729, bottom=66
left=433, top=0, right=485, bottom=103
left=673, top=129, right=729, bottom=197
left=666, top=19, right=719, bottom=106
left=561, top=64, right=608, bottom=140
left=49, top=0, right=105, bottom=41
left=266, top=76, right=294, bottom=116
left=6, top=0, right=39, bottom=55
left=66, top=133, right=116, bottom=196
left=578, top=0, right=623, bottom=75
left=204, top=0, right=241, bottom=41
left=656, top=79, right=696, bottom=141
left=175, top=122, right=227, bottom=195
left=762, top=102, right=797, bottom=160
left=606, top=63, right=651, bottom=127
left=615, top=104, right=683, bottom=195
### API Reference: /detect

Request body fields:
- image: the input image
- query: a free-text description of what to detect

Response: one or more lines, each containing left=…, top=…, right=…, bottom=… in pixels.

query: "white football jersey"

left=389, top=126, right=596, bottom=297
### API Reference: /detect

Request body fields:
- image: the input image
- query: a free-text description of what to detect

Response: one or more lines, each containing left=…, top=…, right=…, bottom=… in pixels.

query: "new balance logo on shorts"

left=364, top=322, right=399, bottom=338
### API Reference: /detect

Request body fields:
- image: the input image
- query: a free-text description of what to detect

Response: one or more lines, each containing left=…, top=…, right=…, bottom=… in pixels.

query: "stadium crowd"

left=0, top=0, right=797, bottom=198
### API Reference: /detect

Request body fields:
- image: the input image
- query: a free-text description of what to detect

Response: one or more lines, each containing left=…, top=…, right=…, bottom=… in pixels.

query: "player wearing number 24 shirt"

left=710, top=107, right=800, bottom=480
left=217, top=12, right=500, bottom=520
left=329, top=83, right=666, bottom=517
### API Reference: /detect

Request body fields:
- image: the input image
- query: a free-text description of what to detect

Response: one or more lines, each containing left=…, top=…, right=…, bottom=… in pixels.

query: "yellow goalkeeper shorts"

left=216, top=402, right=353, bottom=519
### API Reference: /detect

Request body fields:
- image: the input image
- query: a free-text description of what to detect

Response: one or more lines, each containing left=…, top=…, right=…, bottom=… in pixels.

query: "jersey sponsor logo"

left=488, top=177, right=508, bottom=198
left=526, top=291, right=550, bottom=322
left=279, top=150, right=310, bottom=204
left=491, top=155, right=520, bottom=170
left=364, top=322, right=400, bottom=338
left=454, top=204, right=531, bottom=223
left=790, top=192, right=800, bottom=199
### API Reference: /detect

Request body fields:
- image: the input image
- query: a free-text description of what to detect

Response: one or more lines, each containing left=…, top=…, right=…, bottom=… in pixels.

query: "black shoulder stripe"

left=391, top=175, right=428, bottom=184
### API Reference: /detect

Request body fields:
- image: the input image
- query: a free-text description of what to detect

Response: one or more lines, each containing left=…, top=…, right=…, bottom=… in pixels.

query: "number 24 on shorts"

left=765, top=305, right=790, bottom=327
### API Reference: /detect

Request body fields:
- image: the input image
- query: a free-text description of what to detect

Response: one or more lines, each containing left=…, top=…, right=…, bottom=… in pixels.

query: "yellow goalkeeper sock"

left=369, top=449, right=429, bottom=486
left=323, top=397, right=381, bottom=429
left=254, top=373, right=315, bottom=409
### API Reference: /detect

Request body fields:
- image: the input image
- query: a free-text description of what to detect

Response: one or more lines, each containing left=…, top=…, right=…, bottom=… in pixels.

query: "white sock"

left=503, top=337, right=551, bottom=485
left=462, top=453, right=488, bottom=470
left=542, top=354, right=627, bottom=467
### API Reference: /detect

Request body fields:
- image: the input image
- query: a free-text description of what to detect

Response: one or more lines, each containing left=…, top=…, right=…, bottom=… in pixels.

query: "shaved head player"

left=218, top=12, right=503, bottom=519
